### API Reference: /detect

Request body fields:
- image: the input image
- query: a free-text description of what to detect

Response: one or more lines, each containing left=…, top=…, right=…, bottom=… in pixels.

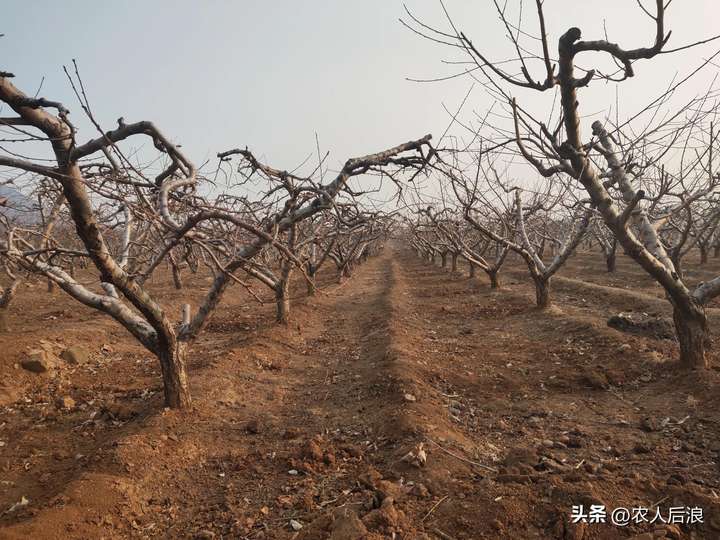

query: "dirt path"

left=1, top=247, right=720, bottom=539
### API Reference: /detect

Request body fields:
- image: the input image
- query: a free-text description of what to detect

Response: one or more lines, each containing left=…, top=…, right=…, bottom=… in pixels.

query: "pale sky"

left=2, top=1, right=720, bottom=197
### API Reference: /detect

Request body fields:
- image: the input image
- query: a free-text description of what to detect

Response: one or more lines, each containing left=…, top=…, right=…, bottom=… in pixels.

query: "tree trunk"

left=441, top=253, right=447, bottom=268
left=673, top=302, right=709, bottom=369
left=606, top=252, right=616, bottom=273
left=451, top=253, right=458, bottom=272
left=537, top=240, right=546, bottom=260
left=674, top=257, right=684, bottom=280
left=276, top=279, right=290, bottom=324
left=306, top=266, right=316, bottom=296
left=158, top=339, right=191, bottom=409
left=534, top=277, right=550, bottom=308
left=489, top=270, right=500, bottom=289
left=0, top=281, right=18, bottom=332
left=338, top=264, right=352, bottom=282
left=469, top=262, right=476, bottom=278
left=714, top=244, right=720, bottom=258
left=171, top=263, right=183, bottom=290
left=700, top=245, right=708, bottom=265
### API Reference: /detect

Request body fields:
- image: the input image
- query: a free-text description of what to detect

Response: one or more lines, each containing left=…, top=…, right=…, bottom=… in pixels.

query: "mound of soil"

left=607, top=313, right=676, bottom=340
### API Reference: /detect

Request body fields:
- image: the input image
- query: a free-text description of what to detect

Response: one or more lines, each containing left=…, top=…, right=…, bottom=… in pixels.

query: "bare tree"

left=592, top=221, right=619, bottom=273
left=433, top=149, right=591, bottom=307
left=0, top=68, right=434, bottom=407
left=413, top=207, right=510, bottom=287
left=405, top=0, right=720, bottom=368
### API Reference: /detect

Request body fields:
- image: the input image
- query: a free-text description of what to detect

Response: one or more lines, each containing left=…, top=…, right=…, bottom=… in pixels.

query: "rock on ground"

left=60, top=346, right=90, bottom=364
left=20, top=349, right=56, bottom=373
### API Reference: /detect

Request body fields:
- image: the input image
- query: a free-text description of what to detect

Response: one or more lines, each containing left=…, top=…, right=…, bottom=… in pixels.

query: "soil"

left=1, top=247, right=719, bottom=539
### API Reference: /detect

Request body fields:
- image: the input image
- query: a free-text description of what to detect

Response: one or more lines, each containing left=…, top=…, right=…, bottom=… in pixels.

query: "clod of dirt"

left=361, top=497, right=407, bottom=532
left=359, top=466, right=383, bottom=490
left=296, top=514, right=332, bottom=539
left=0, top=382, right=21, bottom=406
left=20, top=350, right=56, bottom=373
left=340, top=444, right=364, bottom=458
left=328, top=509, right=367, bottom=540
left=297, top=507, right=368, bottom=540
left=302, top=438, right=325, bottom=462
left=502, top=446, right=538, bottom=469
left=55, top=396, right=76, bottom=411
left=583, top=461, right=603, bottom=475
left=375, top=480, right=405, bottom=502
left=60, top=346, right=90, bottom=364
left=580, top=369, right=608, bottom=390
left=563, top=471, right=584, bottom=483
left=244, top=419, right=261, bottom=434
left=495, top=473, right=533, bottom=484
left=566, top=435, right=584, bottom=448
left=408, top=484, right=430, bottom=502
left=633, top=442, right=652, bottom=454
left=607, top=313, right=675, bottom=340
left=37, top=340, right=56, bottom=353
left=290, top=459, right=317, bottom=475
left=640, top=416, right=661, bottom=432
left=101, top=401, right=137, bottom=421
left=300, top=490, right=316, bottom=512
left=554, top=517, right=586, bottom=540
left=193, top=530, right=216, bottom=540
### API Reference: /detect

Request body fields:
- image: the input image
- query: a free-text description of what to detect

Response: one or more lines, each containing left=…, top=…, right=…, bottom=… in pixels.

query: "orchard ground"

left=1, top=245, right=719, bottom=539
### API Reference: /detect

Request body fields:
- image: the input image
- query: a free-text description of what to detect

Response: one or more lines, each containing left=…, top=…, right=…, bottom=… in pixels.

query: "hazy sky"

left=3, top=1, right=720, bottom=192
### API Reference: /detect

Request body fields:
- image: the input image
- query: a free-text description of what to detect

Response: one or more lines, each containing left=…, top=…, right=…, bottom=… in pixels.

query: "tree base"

left=673, top=304, right=710, bottom=369
left=159, top=342, right=192, bottom=409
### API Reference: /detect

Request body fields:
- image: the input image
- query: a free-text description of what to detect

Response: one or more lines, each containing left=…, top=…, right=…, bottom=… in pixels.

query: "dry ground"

left=0, top=246, right=719, bottom=539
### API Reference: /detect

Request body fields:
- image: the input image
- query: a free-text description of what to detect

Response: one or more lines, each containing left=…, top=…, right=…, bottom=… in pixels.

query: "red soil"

left=0, top=247, right=719, bottom=539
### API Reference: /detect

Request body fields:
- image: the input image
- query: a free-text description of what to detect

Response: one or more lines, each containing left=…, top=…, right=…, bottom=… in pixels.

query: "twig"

left=426, top=438, right=498, bottom=472
left=319, top=496, right=340, bottom=507
left=432, top=528, right=458, bottom=540
left=421, top=495, right=449, bottom=522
